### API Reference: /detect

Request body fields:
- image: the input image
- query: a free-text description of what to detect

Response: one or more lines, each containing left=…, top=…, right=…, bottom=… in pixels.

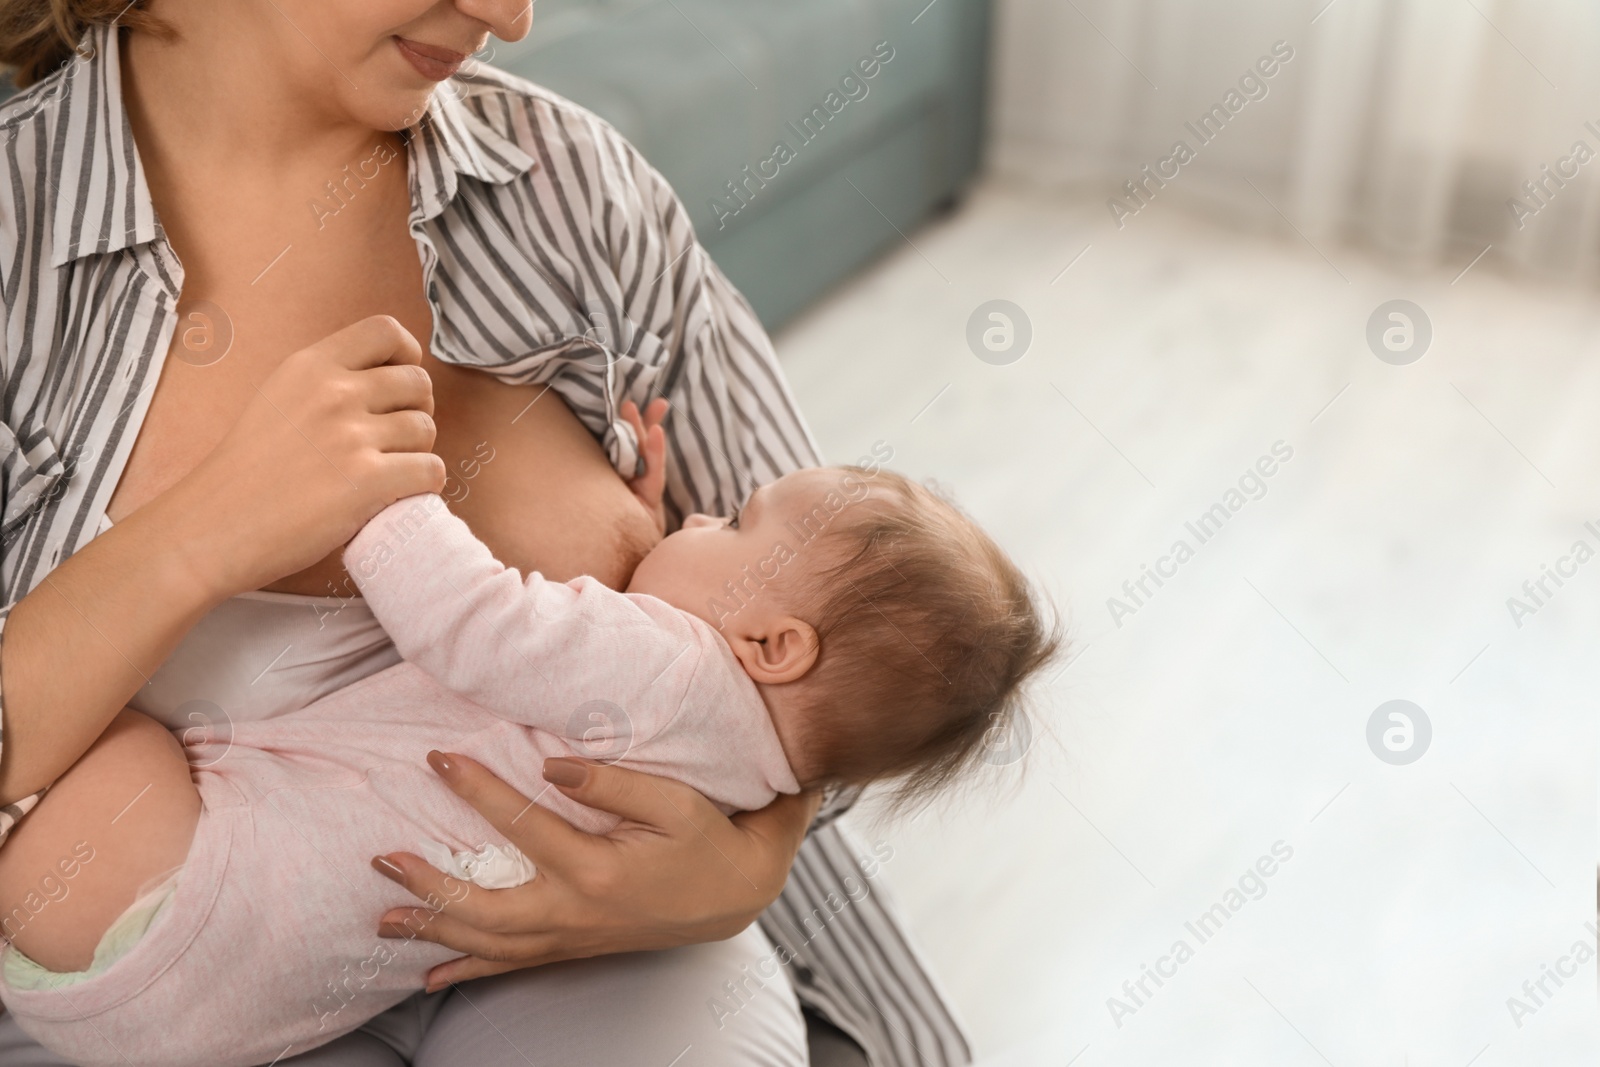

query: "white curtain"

left=989, top=0, right=1600, bottom=278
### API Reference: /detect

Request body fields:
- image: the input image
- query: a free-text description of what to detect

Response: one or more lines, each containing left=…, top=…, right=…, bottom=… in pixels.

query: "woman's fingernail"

left=543, top=757, right=589, bottom=788
left=372, top=856, right=405, bottom=882
left=427, top=750, right=457, bottom=778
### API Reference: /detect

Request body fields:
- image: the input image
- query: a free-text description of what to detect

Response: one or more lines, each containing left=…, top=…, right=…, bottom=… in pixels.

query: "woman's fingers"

left=376, top=897, right=552, bottom=965
left=426, top=750, right=597, bottom=870
left=370, top=851, right=514, bottom=930
left=365, top=756, right=814, bottom=977
left=542, top=757, right=716, bottom=833
left=423, top=953, right=524, bottom=993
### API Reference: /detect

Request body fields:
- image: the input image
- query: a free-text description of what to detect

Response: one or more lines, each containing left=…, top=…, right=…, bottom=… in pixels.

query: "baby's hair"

left=795, top=467, right=1063, bottom=810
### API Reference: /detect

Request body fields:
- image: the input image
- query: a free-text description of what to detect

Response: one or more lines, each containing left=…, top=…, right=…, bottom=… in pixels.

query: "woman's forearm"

left=0, top=481, right=226, bottom=803
left=0, top=316, right=446, bottom=805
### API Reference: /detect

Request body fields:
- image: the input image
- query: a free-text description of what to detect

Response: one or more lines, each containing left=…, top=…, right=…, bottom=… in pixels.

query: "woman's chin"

left=376, top=91, right=443, bottom=133
left=334, top=74, right=442, bottom=134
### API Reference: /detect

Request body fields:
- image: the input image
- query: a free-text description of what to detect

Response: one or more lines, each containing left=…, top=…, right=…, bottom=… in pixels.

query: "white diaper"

left=2, top=868, right=182, bottom=991
left=418, top=840, right=536, bottom=889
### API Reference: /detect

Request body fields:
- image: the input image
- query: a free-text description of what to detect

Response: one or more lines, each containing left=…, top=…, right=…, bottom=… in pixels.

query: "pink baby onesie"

left=0, top=493, right=799, bottom=1067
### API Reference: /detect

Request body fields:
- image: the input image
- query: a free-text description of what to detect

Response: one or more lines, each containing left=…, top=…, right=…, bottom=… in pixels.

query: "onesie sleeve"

left=344, top=494, right=700, bottom=743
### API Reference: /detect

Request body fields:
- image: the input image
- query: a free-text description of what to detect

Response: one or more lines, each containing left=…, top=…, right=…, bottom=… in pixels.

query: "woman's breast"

left=128, top=591, right=400, bottom=730
left=410, top=362, right=661, bottom=590
left=259, top=361, right=658, bottom=599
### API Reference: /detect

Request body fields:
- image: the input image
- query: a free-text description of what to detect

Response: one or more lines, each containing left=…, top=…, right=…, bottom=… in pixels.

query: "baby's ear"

left=730, top=616, right=819, bottom=684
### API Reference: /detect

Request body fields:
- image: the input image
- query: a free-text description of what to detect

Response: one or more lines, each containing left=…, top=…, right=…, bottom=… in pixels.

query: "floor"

left=774, top=178, right=1598, bottom=1066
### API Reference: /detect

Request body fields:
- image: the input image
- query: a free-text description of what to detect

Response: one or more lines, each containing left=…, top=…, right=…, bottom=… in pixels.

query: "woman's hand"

left=370, top=751, right=820, bottom=991
left=170, top=314, right=446, bottom=597
left=0, top=317, right=447, bottom=803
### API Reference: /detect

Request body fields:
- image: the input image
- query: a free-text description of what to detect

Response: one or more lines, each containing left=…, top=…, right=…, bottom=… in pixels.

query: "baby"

left=0, top=402, right=1059, bottom=1067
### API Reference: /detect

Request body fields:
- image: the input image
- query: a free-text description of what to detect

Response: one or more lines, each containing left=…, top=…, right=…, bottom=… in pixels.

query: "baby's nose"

left=683, top=513, right=718, bottom=529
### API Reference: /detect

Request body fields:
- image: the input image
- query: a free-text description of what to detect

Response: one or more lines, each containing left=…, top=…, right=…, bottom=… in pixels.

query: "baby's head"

left=627, top=465, right=1061, bottom=804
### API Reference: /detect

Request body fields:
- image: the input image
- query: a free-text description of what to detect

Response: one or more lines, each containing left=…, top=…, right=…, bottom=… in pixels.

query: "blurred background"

left=10, top=1, right=1594, bottom=1062
left=474, top=1, right=1599, bottom=1063
left=494, top=1, right=1597, bottom=1064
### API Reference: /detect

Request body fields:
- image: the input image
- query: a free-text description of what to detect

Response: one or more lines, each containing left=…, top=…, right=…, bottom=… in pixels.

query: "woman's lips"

left=394, top=37, right=467, bottom=81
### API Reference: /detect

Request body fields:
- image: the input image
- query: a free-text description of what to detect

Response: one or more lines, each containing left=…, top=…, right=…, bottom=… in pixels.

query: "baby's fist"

left=622, top=398, right=669, bottom=535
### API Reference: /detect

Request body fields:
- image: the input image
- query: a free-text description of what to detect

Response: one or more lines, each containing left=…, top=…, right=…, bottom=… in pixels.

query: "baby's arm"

left=345, top=495, right=697, bottom=738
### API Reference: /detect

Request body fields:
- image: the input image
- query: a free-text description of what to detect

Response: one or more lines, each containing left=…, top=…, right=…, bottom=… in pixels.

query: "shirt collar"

left=404, top=82, right=539, bottom=224
left=51, top=21, right=537, bottom=268
left=50, top=21, right=158, bottom=268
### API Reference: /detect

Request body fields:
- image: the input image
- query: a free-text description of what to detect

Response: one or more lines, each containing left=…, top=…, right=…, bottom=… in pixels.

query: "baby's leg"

left=0, top=708, right=199, bottom=973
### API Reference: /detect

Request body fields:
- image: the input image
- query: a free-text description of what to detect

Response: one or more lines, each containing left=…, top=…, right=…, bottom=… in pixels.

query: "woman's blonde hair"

left=0, top=0, right=172, bottom=89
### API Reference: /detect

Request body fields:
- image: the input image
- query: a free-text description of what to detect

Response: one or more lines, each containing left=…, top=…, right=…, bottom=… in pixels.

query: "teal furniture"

left=488, top=0, right=991, bottom=328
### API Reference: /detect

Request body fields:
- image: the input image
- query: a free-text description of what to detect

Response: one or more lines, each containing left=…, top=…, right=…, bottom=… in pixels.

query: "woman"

left=0, top=2, right=970, bottom=1065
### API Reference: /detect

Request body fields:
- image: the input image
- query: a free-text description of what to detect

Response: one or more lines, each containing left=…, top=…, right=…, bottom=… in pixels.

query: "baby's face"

left=626, top=467, right=866, bottom=629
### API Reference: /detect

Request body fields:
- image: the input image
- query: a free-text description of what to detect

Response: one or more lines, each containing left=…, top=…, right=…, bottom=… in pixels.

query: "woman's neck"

left=120, top=18, right=385, bottom=189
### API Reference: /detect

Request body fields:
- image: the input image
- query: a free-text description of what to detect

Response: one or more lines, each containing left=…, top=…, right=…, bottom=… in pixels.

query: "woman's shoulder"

left=449, top=63, right=679, bottom=222
left=452, top=61, right=625, bottom=153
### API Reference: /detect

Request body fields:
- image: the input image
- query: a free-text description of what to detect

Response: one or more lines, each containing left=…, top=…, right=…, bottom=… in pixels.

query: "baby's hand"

left=621, top=398, right=669, bottom=536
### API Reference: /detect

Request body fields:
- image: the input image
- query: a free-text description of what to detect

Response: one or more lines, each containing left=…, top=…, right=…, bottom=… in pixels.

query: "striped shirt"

left=0, top=21, right=970, bottom=1067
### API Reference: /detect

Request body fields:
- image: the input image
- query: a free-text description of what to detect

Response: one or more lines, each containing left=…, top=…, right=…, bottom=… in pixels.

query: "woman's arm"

left=372, top=751, right=819, bottom=989
left=0, top=495, right=231, bottom=804
left=0, top=316, right=444, bottom=804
